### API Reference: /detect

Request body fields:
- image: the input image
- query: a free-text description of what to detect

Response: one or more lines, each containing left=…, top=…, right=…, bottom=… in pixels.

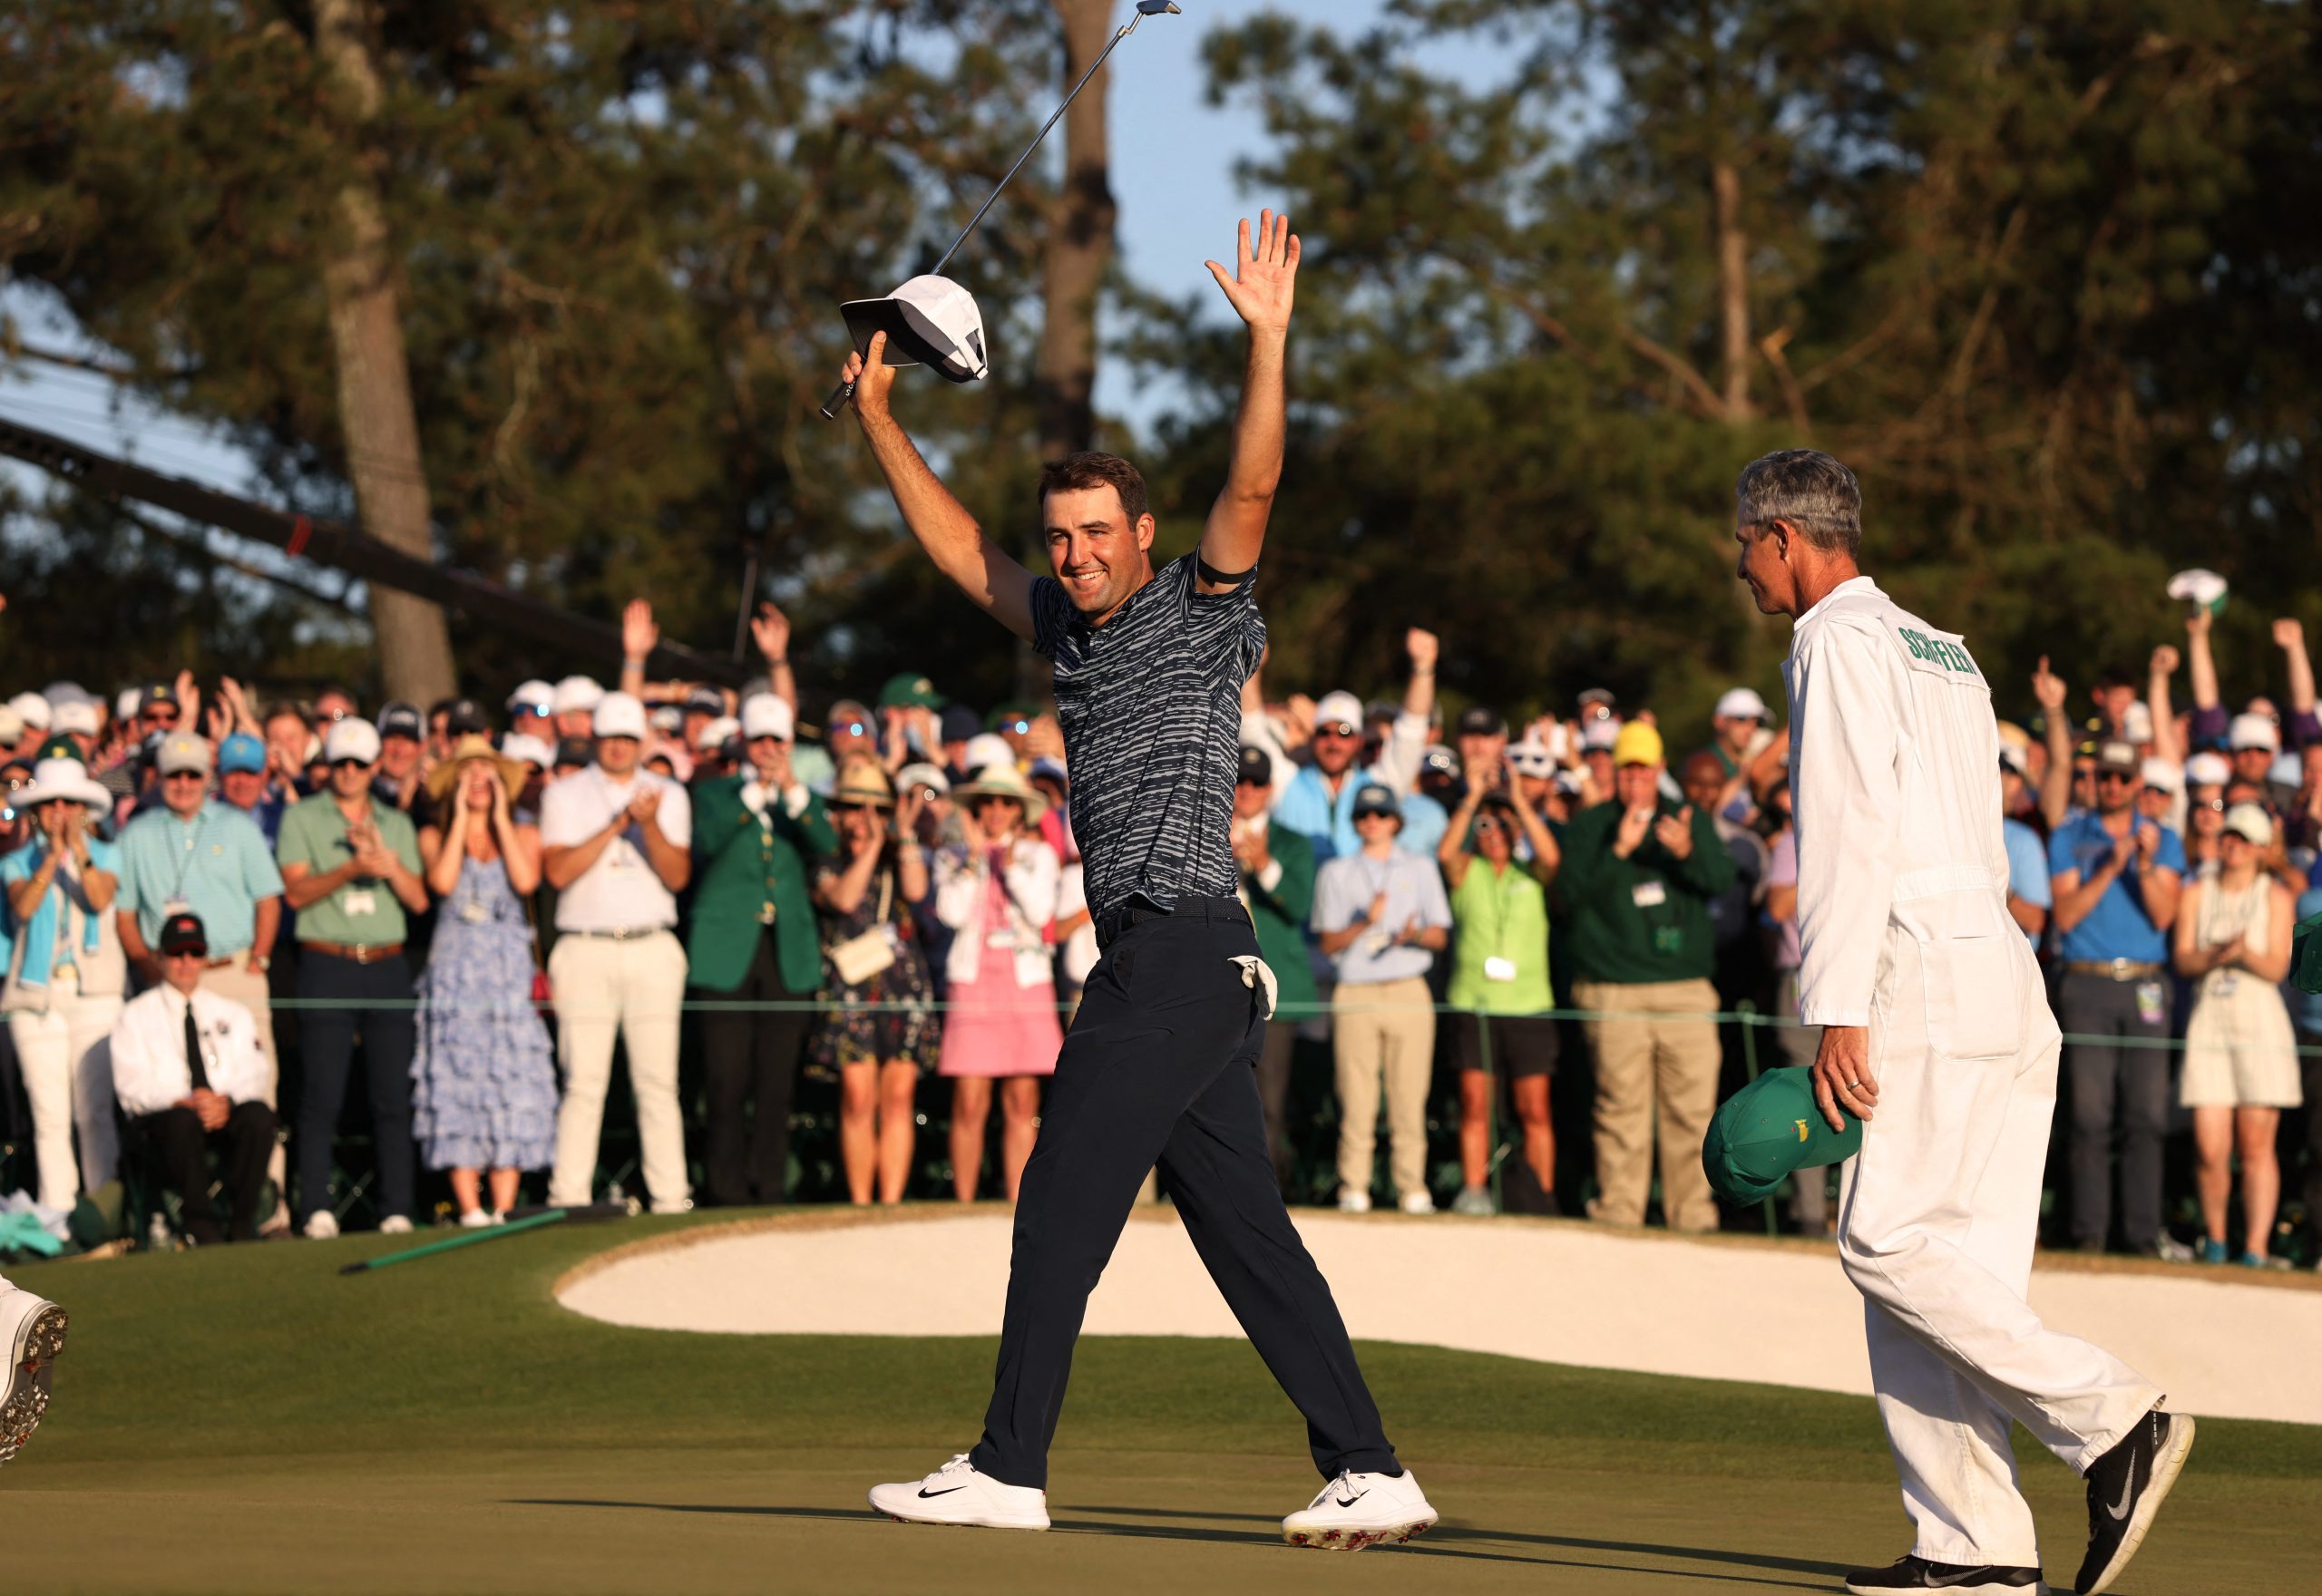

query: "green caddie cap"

left=1702, top=1066, right=1863, bottom=1204
left=2292, top=912, right=2322, bottom=995
left=878, top=672, right=944, bottom=712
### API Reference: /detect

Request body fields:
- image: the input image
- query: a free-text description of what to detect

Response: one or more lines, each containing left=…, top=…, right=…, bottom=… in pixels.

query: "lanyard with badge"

left=1630, top=813, right=1683, bottom=957
left=337, top=812, right=379, bottom=919
left=1475, top=862, right=1523, bottom=984
left=1358, top=857, right=1401, bottom=957
left=161, top=810, right=210, bottom=920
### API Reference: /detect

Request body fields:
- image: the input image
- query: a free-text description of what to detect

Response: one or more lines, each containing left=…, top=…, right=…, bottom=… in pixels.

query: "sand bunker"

left=558, top=1210, right=2322, bottom=1426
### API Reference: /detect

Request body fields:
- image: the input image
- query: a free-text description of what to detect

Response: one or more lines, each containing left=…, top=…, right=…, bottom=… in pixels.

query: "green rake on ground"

left=337, top=1200, right=639, bottom=1277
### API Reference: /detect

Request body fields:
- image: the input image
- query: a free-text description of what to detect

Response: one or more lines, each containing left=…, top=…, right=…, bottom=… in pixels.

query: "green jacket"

left=1244, top=824, right=1319, bottom=1012
left=686, top=777, right=834, bottom=994
left=1556, top=797, right=1735, bottom=986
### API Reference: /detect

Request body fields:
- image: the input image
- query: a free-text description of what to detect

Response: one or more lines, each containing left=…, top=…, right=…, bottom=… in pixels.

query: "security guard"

left=1733, top=449, right=2190, bottom=1596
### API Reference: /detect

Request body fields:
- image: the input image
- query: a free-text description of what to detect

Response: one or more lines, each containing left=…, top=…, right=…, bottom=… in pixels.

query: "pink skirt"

left=939, top=959, right=1063, bottom=1078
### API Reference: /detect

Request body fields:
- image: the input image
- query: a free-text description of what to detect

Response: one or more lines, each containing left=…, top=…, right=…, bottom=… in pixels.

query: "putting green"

left=1, top=1210, right=2313, bottom=1594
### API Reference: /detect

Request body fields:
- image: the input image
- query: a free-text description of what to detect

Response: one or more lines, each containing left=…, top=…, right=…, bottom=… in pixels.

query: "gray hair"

left=1735, top=449, right=1862, bottom=558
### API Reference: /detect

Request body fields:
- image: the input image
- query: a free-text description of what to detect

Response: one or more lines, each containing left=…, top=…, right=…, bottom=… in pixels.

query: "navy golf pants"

left=971, top=899, right=1399, bottom=1489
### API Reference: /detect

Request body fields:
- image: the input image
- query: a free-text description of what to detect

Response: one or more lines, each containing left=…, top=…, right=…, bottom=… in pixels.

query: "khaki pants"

left=1575, top=977, right=1722, bottom=1231
left=1332, top=977, right=1435, bottom=1202
left=549, top=930, right=690, bottom=1211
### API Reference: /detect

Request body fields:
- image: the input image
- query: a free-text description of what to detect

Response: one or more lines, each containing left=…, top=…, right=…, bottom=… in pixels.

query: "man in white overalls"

left=1732, top=449, right=2193, bottom=1596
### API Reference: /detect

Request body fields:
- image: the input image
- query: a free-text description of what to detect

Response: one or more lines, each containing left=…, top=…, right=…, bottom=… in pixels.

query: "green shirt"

left=1556, top=798, right=1735, bottom=986
left=1446, top=858, right=1553, bottom=1014
left=276, top=793, right=424, bottom=947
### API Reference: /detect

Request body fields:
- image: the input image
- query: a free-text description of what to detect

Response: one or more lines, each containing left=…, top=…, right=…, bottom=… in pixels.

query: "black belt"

left=1094, top=894, right=1249, bottom=952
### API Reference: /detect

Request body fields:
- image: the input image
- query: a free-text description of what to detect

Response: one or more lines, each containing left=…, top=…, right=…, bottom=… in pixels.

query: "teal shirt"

left=276, top=793, right=424, bottom=947
left=114, top=801, right=286, bottom=955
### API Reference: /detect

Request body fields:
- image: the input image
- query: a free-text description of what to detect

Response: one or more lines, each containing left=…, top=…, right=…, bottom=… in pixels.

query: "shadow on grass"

left=1075, top=1504, right=1850, bottom=1575
left=510, top=1499, right=1841, bottom=1589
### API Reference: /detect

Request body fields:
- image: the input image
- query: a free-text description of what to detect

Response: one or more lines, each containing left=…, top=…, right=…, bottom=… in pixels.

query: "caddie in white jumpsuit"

left=1733, top=449, right=2192, bottom=1596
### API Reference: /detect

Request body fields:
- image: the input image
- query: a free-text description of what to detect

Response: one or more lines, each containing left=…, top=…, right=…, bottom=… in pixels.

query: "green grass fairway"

left=2, top=1212, right=2314, bottom=1594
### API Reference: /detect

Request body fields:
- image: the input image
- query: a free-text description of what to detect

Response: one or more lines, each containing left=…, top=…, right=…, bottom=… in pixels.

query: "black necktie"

left=183, top=998, right=211, bottom=1094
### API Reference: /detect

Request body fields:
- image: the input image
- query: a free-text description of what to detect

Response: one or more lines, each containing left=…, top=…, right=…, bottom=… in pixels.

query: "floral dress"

left=810, top=858, right=941, bottom=1073
left=411, top=850, right=558, bottom=1170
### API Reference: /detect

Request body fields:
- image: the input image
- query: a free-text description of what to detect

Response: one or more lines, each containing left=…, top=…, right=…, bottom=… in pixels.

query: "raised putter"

left=820, top=1, right=1184, bottom=420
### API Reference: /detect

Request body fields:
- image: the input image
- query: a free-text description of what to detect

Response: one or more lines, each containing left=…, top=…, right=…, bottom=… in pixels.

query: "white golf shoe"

left=867, top=1453, right=1049, bottom=1530
left=1282, top=1466, right=1438, bottom=1550
left=0, top=1284, right=68, bottom=1467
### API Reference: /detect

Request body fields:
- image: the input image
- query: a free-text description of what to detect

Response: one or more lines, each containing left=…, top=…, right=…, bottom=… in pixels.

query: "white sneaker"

left=378, top=1215, right=415, bottom=1236
left=458, top=1209, right=495, bottom=1230
left=1337, top=1188, right=1372, bottom=1214
left=1398, top=1191, right=1437, bottom=1216
left=1282, top=1466, right=1438, bottom=1550
left=1450, top=1185, right=1495, bottom=1218
left=867, top=1453, right=1049, bottom=1530
left=0, top=1285, right=67, bottom=1467
left=302, top=1211, right=341, bottom=1241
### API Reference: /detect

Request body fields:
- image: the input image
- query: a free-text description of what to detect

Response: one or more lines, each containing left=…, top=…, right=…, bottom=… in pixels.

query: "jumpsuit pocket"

left=1921, top=932, right=2023, bottom=1059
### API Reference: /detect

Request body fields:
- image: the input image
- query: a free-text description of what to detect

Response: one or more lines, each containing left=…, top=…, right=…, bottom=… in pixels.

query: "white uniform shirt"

left=1785, top=576, right=2015, bottom=1029
left=538, top=767, right=694, bottom=933
left=111, top=984, right=268, bottom=1116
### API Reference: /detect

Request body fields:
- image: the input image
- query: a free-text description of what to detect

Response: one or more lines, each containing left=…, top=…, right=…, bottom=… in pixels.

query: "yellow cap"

left=1612, top=721, right=1664, bottom=768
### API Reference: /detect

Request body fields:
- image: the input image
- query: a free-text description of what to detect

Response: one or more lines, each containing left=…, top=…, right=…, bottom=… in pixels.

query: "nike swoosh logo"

left=919, top=1485, right=969, bottom=1499
left=2107, top=1473, right=2136, bottom=1521
left=1334, top=1493, right=1367, bottom=1508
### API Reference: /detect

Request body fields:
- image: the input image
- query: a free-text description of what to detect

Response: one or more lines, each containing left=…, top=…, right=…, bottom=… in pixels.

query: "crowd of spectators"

left=0, top=582, right=2317, bottom=1268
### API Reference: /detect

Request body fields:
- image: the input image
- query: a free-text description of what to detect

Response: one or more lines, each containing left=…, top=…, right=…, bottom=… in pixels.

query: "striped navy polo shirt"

left=1031, top=551, right=1266, bottom=922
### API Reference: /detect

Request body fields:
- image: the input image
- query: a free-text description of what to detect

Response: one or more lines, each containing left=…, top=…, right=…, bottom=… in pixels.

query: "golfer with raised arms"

left=1734, top=450, right=2191, bottom=1596
left=845, top=213, right=1435, bottom=1551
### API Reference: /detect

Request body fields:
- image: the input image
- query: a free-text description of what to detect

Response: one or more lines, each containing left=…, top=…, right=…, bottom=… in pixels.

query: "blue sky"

left=0, top=2, right=1505, bottom=505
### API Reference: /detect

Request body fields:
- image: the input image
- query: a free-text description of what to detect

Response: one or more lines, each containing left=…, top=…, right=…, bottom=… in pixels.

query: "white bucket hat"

left=24, top=755, right=112, bottom=813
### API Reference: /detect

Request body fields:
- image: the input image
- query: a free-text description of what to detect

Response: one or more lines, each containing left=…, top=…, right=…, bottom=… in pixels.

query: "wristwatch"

left=250, top=954, right=272, bottom=972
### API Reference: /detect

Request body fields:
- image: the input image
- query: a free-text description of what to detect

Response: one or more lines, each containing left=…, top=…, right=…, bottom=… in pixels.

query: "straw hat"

left=952, top=762, right=1048, bottom=822
left=424, top=734, right=531, bottom=803
left=829, top=758, right=897, bottom=811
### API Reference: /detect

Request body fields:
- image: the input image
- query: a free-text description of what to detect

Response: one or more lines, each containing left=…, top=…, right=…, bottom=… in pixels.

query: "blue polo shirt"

left=2002, top=817, right=2052, bottom=940
left=114, top=800, right=287, bottom=956
left=1272, top=764, right=1444, bottom=864
left=2047, top=811, right=2184, bottom=965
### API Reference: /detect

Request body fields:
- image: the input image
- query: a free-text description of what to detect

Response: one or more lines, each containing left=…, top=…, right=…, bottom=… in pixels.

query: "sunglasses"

left=162, top=769, right=206, bottom=783
left=2193, top=797, right=2227, bottom=813
left=827, top=801, right=877, bottom=814
left=144, top=707, right=179, bottom=725
left=836, top=721, right=868, bottom=738
left=1474, top=817, right=1506, bottom=833
left=516, top=705, right=551, bottom=718
left=162, top=949, right=209, bottom=962
left=2096, top=772, right=2137, bottom=786
left=1313, top=724, right=1360, bottom=740
left=329, top=757, right=370, bottom=771
left=1002, top=719, right=1030, bottom=735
